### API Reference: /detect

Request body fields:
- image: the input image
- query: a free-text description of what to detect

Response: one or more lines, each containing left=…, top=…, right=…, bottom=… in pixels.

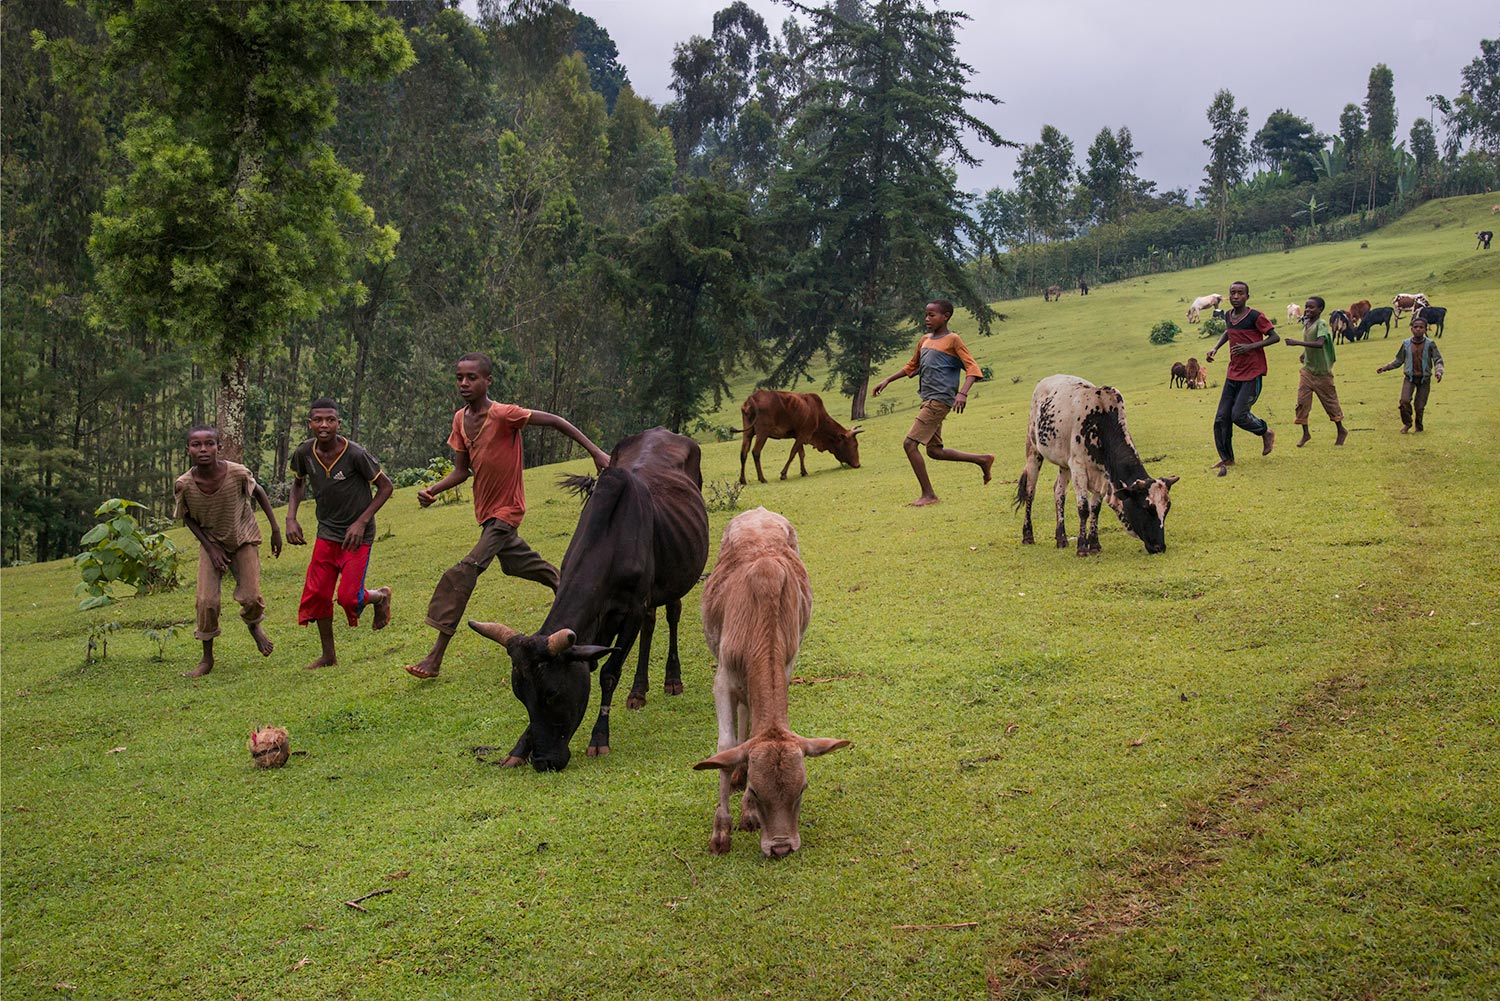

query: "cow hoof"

left=586, top=744, right=610, bottom=757
left=664, top=680, right=683, bottom=697
left=1021, top=532, right=1034, bottom=545
left=738, top=814, right=762, bottom=832
left=710, top=833, right=731, bottom=855
left=626, top=692, right=647, bottom=710
left=500, top=755, right=528, bottom=768
left=1055, top=539, right=1069, bottom=550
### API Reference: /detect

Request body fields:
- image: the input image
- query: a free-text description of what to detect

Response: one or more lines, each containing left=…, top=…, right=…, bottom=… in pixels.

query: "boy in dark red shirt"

left=1205, top=281, right=1281, bottom=476
left=404, top=352, right=610, bottom=680
left=285, top=398, right=394, bottom=670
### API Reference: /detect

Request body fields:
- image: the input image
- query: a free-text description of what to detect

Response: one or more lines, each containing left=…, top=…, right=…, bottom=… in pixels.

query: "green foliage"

left=392, top=457, right=464, bottom=506
left=140, top=622, right=181, bottom=662
left=702, top=479, right=743, bottom=513
left=1149, top=319, right=1181, bottom=345
left=688, top=417, right=740, bottom=443
left=1201, top=317, right=1227, bottom=339
left=84, top=620, right=121, bottom=663
left=1202, top=89, right=1251, bottom=242
left=73, top=499, right=179, bottom=610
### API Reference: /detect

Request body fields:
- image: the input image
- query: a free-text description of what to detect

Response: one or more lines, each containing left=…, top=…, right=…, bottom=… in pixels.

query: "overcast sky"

left=468, top=1, right=1496, bottom=198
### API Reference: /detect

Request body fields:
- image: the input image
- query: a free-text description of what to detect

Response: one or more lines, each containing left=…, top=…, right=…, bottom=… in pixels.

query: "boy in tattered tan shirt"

left=174, top=425, right=282, bottom=677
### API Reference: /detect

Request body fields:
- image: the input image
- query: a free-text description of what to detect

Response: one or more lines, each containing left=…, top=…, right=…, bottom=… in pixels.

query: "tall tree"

left=1079, top=126, right=1140, bottom=227
left=767, top=0, right=1007, bottom=420
left=1201, top=89, right=1249, bottom=243
left=1455, top=35, right=1500, bottom=154
left=1250, top=108, right=1324, bottom=183
left=570, top=13, right=630, bottom=110
left=663, top=2, right=775, bottom=185
left=85, top=1, right=414, bottom=462
left=1363, top=63, right=1398, bottom=209
left=1409, top=118, right=1439, bottom=179
left=1016, top=125, right=1075, bottom=243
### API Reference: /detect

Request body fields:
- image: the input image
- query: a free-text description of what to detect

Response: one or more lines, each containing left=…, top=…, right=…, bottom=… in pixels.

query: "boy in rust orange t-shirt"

left=405, top=352, right=610, bottom=680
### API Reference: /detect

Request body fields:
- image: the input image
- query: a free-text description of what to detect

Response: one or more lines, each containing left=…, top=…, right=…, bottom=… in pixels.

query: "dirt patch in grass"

left=986, top=672, right=1363, bottom=999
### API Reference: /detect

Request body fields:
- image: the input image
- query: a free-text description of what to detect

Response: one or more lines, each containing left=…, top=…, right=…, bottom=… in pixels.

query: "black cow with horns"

left=470, top=427, right=710, bottom=772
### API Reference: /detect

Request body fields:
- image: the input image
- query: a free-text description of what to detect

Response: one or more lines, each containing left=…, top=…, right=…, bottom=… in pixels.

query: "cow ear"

left=798, top=737, right=851, bottom=758
left=694, top=744, right=751, bottom=772
left=469, top=620, right=520, bottom=646
left=1161, top=475, right=1180, bottom=487
left=568, top=644, right=617, bottom=670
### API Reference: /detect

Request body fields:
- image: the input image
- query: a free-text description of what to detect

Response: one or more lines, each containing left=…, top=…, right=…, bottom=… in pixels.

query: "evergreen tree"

left=767, top=0, right=1007, bottom=420
left=1364, top=63, right=1398, bottom=209
left=1409, top=118, right=1439, bottom=179
left=85, top=1, right=414, bottom=462
left=1201, top=89, right=1249, bottom=243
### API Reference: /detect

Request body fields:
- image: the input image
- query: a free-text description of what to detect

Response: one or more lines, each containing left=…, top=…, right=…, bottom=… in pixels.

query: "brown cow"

left=1044, top=285, right=1063, bottom=302
left=1185, top=357, right=1205, bottom=389
left=739, top=390, right=861, bottom=485
left=1169, top=361, right=1188, bottom=388
left=695, top=508, right=849, bottom=857
left=1348, top=300, right=1372, bottom=326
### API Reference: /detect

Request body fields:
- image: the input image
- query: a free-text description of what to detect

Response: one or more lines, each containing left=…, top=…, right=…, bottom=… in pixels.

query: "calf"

left=1044, top=284, right=1063, bottom=301
left=1015, top=375, right=1178, bottom=556
left=1185, top=293, right=1222, bottom=324
left=695, top=508, right=849, bottom=857
left=1169, top=361, right=1188, bottom=388
left=1354, top=305, right=1395, bottom=340
left=1392, top=293, right=1429, bottom=326
left=1417, top=305, right=1446, bottom=337
left=1348, top=299, right=1372, bottom=326
left=1328, top=309, right=1354, bottom=344
left=1286, top=303, right=1304, bottom=321
left=740, top=390, right=861, bottom=485
left=1478, top=230, right=1493, bottom=250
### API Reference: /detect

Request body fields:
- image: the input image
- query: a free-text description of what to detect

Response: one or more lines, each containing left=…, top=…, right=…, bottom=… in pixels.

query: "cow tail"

left=1013, top=469, right=1030, bottom=511
left=558, top=473, right=596, bottom=501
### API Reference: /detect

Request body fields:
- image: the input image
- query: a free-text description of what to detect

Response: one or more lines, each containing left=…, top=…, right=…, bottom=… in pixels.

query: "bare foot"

left=980, top=455, right=995, bottom=484
left=1400, top=426, right=1410, bottom=434
left=369, top=587, right=392, bottom=630
left=1262, top=429, right=1276, bottom=455
left=405, top=656, right=440, bottom=680
left=1335, top=428, right=1347, bottom=445
left=1216, top=465, right=1228, bottom=477
left=183, top=660, right=213, bottom=678
left=1297, top=432, right=1311, bottom=447
left=249, top=623, right=274, bottom=657
left=908, top=496, right=940, bottom=507
left=303, top=655, right=336, bottom=671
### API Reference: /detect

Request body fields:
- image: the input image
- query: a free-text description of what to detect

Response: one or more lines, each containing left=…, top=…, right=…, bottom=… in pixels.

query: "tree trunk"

left=217, top=356, right=250, bottom=463
left=850, top=371, right=870, bottom=421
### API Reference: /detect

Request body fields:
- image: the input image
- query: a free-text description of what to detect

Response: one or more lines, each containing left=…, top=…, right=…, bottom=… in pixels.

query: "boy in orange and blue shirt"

left=873, top=300, right=994, bottom=506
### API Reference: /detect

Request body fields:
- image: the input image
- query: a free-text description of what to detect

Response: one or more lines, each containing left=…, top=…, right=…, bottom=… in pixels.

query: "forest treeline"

left=4, top=0, right=1498, bottom=564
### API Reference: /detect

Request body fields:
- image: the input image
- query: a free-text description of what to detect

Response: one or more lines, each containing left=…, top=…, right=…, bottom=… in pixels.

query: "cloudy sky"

left=471, top=1, right=1496, bottom=198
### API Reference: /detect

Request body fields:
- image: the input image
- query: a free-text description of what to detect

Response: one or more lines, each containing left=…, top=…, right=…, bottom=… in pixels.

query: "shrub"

left=688, top=417, right=740, bottom=442
left=1149, top=320, right=1182, bottom=345
left=74, top=499, right=180, bottom=610
left=393, top=456, right=464, bottom=504
left=704, top=480, right=743, bottom=513
left=1201, top=317, right=1227, bottom=340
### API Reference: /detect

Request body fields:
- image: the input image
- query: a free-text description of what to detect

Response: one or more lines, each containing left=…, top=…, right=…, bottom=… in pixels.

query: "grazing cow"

left=1185, top=293, right=1222, bottom=323
left=1417, top=305, right=1447, bottom=337
left=1328, top=309, right=1354, bottom=344
left=1185, top=357, right=1204, bottom=389
left=1392, top=293, right=1429, bottom=326
left=1354, top=305, right=1395, bottom=340
left=469, top=428, right=710, bottom=772
left=694, top=508, right=850, bottom=858
left=1287, top=303, right=1304, bottom=321
left=1079, top=279, right=1090, bottom=295
left=1348, top=299, right=1372, bottom=326
left=1044, top=284, right=1063, bottom=301
left=739, top=390, right=861, bottom=486
left=1015, top=375, right=1179, bottom=556
left=1478, top=230, right=1493, bottom=250
left=1169, top=361, right=1188, bottom=388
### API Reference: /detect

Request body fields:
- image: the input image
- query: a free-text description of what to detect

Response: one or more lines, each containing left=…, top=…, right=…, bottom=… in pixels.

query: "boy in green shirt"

left=1282, top=296, right=1347, bottom=447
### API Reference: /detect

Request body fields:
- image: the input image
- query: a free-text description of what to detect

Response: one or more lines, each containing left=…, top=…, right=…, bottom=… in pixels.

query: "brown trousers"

left=1399, top=377, right=1432, bottom=429
left=424, top=518, right=558, bottom=635
left=1294, top=369, right=1343, bottom=424
left=194, top=543, right=265, bottom=640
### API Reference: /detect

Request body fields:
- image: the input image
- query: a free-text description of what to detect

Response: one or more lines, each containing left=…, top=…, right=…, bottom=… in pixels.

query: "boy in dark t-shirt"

left=286, top=398, right=393, bottom=670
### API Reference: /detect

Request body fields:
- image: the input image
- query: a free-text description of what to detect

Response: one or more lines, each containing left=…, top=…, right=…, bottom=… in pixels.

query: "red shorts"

left=298, top=538, right=373, bottom=626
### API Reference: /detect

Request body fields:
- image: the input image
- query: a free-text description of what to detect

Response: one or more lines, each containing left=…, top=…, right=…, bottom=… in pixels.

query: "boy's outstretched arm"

left=252, top=483, right=283, bottom=558
left=418, top=450, right=471, bottom=507
left=527, top=410, right=610, bottom=471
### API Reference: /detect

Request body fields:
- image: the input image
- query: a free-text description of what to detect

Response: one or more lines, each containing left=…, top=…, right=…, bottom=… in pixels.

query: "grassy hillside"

left=3, top=193, right=1497, bottom=1000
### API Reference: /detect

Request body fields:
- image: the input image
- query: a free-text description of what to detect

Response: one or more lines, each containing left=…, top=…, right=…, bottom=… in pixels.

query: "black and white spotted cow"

left=1014, top=375, right=1178, bottom=556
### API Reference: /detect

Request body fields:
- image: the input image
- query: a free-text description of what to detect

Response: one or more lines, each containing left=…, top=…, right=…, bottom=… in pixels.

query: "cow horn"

left=546, top=629, right=577, bottom=655
left=469, top=620, right=520, bottom=645
left=1162, top=475, right=1180, bottom=487
left=851, top=426, right=864, bottom=436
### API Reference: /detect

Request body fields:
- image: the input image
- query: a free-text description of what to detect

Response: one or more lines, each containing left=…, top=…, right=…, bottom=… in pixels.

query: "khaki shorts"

left=905, top=399, right=951, bottom=448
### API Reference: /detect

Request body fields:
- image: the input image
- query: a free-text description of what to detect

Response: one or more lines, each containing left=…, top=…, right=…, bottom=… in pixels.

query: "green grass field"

left=3, top=193, right=1497, bottom=1000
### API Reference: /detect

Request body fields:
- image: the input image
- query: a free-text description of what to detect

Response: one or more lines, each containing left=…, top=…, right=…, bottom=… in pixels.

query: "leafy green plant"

left=1201, top=316, right=1227, bottom=339
left=704, top=479, right=743, bottom=513
left=393, top=456, right=464, bottom=504
left=74, top=499, right=179, bottom=610
left=1149, top=319, right=1182, bottom=345
left=141, top=623, right=182, bottom=662
left=689, top=417, right=740, bottom=442
left=84, top=621, right=121, bottom=663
